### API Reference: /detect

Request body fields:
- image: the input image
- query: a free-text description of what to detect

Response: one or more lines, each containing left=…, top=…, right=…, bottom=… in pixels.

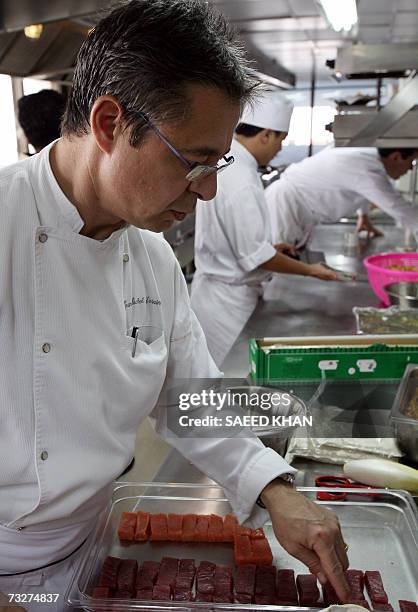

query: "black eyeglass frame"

left=138, top=111, right=234, bottom=182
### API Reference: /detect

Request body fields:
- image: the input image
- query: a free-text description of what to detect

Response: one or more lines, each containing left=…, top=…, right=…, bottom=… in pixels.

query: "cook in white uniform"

left=0, top=2, right=350, bottom=608
left=265, top=146, right=418, bottom=247
left=191, top=91, right=338, bottom=368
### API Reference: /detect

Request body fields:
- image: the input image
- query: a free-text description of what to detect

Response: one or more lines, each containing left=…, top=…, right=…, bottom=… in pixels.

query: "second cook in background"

left=191, top=90, right=339, bottom=368
left=265, top=145, right=418, bottom=249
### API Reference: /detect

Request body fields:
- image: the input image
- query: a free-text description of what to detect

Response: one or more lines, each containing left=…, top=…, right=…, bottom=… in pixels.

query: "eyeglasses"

left=138, top=111, right=234, bottom=182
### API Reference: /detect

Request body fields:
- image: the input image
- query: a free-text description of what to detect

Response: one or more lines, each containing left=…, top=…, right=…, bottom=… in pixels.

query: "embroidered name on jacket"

left=124, top=296, right=162, bottom=308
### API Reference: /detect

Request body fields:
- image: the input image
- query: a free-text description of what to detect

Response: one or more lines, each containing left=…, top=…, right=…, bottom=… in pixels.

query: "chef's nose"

left=188, top=172, right=218, bottom=201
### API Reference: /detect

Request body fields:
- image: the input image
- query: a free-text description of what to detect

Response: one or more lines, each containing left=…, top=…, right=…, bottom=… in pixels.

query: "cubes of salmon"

left=251, top=537, right=273, bottom=565
left=222, top=514, right=238, bottom=542
left=207, top=514, right=224, bottom=542
left=117, top=559, right=138, bottom=592
left=296, top=574, right=320, bottom=606
left=167, top=513, right=183, bottom=541
left=134, top=511, right=150, bottom=541
left=250, top=528, right=265, bottom=539
left=255, top=565, right=276, bottom=605
left=234, top=534, right=253, bottom=565
left=150, top=513, right=168, bottom=541
left=365, top=571, right=389, bottom=605
left=181, top=514, right=197, bottom=542
left=276, top=569, right=298, bottom=606
left=117, top=512, right=137, bottom=541
left=98, top=556, right=121, bottom=588
left=194, top=514, right=210, bottom=542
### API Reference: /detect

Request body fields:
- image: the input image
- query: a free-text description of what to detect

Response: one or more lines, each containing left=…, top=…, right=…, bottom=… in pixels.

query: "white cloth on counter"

left=191, top=139, right=276, bottom=366
left=0, top=141, right=295, bottom=573
left=266, top=147, right=418, bottom=246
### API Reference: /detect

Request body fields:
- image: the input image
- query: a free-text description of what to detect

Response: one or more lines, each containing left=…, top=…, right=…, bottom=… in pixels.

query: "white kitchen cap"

left=240, top=90, right=294, bottom=132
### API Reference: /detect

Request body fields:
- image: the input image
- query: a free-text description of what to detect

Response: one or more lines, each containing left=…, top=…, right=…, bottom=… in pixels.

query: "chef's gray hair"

left=62, top=0, right=258, bottom=146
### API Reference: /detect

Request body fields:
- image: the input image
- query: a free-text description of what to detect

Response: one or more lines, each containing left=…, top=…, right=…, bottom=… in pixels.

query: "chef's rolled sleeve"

left=149, top=259, right=296, bottom=527
left=222, top=185, right=276, bottom=273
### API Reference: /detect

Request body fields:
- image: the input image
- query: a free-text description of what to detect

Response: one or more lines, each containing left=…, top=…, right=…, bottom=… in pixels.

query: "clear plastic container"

left=66, top=483, right=418, bottom=611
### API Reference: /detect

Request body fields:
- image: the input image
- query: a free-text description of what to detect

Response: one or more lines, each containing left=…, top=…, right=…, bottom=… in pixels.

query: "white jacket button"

left=40, top=451, right=48, bottom=460
left=123, top=254, right=129, bottom=263
left=38, top=233, right=48, bottom=243
left=42, top=343, right=51, bottom=353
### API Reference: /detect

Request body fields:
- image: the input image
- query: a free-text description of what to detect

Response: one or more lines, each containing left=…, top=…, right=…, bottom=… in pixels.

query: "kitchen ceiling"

left=0, top=0, right=417, bottom=86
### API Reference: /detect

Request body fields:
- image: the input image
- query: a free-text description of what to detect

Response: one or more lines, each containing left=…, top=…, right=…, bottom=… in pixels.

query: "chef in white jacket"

left=0, top=2, right=350, bottom=608
left=191, top=91, right=338, bottom=368
left=265, top=146, right=418, bottom=247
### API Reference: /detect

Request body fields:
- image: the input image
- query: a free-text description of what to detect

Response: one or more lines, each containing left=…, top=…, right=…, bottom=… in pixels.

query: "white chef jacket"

left=0, top=141, right=295, bottom=573
left=193, top=139, right=276, bottom=286
left=266, top=147, right=418, bottom=245
left=191, top=139, right=277, bottom=366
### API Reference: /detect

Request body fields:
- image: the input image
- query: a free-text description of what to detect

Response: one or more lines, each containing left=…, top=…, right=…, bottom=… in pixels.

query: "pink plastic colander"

left=364, top=252, right=418, bottom=305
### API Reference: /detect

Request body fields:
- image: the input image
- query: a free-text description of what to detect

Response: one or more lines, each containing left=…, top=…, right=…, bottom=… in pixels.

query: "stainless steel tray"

left=66, top=483, right=418, bottom=611
left=390, top=363, right=418, bottom=462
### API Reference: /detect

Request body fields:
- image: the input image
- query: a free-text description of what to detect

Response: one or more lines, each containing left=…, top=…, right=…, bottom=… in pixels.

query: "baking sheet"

left=354, top=306, right=418, bottom=335
left=66, top=483, right=418, bottom=611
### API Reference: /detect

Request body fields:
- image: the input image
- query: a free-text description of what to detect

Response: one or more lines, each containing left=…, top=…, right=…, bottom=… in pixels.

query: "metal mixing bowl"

left=385, top=282, right=418, bottom=309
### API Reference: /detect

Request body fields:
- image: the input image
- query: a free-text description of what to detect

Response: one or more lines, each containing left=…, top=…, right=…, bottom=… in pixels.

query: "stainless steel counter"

left=153, top=223, right=415, bottom=488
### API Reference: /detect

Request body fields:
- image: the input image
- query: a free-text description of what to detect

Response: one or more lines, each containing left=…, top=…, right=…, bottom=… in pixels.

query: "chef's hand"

left=274, top=242, right=298, bottom=257
left=356, top=214, right=384, bottom=238
left=308, top=263, right=339, bottom=281
left=260, top=480, right=350, bottom=603
left=0, top=592, right=27, bottom=611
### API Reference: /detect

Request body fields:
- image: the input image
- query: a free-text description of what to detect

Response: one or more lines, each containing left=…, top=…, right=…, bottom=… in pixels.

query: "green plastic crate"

left=249, top=334, right=418, bottom=384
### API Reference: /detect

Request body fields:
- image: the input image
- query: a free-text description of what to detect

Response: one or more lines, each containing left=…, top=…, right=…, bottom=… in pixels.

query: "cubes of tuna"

left=255, top=565, right=276, bottom=604
left=234, top=534, right=253, bottom=565
left=136, top=560, right=160, bottom=589
left=346, top=569, right=365, bottom=597
left=156, top=557, right=179, bottom=590
left=235, top=593, right=252, bottom=604
left=365, top=571, right=389, bottom=605
left=173, top=590, right=192, bottom=601
left=175, top=558, right=195, bottom=593
left=296, top=575, right=320, bottom=606
left=207, top=514, right=224, bottom=542
left=150, top=513, right=168, bottom=541
left=117, top=559, right=137, bottom=592
left=167, top=513, right=183, bottom=541
left=214, top=565, right=233, bottom=602
left=235, top=564, right=256, bottom=598
left=222, top=514, right=238, bottom=542
left=251, top=537, right=273, bottom=565
left=350, top=600, right=370, bottom=609
left=136, top=588, right=153, bottom=600
left=323, top=582, right=339, bottom=605
left=181, top=514, right=197, bottom=541
left=98, top=556, right=121, bottom=589
left=117, top=512, right=137, bottom=541
left=195, top=592, right=213, bottom=602
left=373, top=605, right=394, bottom=611
left=134, top=511, right=150, bottom=541
left=113, top=591, right=133, bottom=599
left=92, top=587, right=110, bottom=598
left=196, top=560, right=215, bottom=595
left=152, top=584, right=171, bottom=600
left=399, top=602, right=418, bottom=612
left=276, top=569, right=298, bottom=605
left=194, top=515, right=210, bottom=542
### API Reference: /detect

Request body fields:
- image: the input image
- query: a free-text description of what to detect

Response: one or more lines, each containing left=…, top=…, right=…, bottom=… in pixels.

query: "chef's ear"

left=90, top=95, right=124, bottom=154
left=259, top=129, right=273, bottom=144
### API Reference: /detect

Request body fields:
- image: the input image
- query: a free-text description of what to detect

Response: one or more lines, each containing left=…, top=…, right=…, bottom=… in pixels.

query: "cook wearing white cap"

left=191, top=90, right=339, bottom=367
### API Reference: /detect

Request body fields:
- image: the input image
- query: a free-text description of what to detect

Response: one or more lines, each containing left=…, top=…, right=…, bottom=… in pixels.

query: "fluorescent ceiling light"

left=319, top=0, right=358, bottom=32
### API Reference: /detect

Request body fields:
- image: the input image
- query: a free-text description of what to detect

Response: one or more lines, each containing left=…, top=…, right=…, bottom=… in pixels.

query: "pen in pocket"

left=131, top=326, right=139, bottom=357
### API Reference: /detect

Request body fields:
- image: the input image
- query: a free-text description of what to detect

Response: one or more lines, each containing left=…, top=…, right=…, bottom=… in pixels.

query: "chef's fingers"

left=312, top=537, right=350, bottom=603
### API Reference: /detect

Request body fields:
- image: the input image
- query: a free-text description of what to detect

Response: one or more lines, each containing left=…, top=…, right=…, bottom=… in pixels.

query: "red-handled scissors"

left=315, top=475, right=381, bottom=501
